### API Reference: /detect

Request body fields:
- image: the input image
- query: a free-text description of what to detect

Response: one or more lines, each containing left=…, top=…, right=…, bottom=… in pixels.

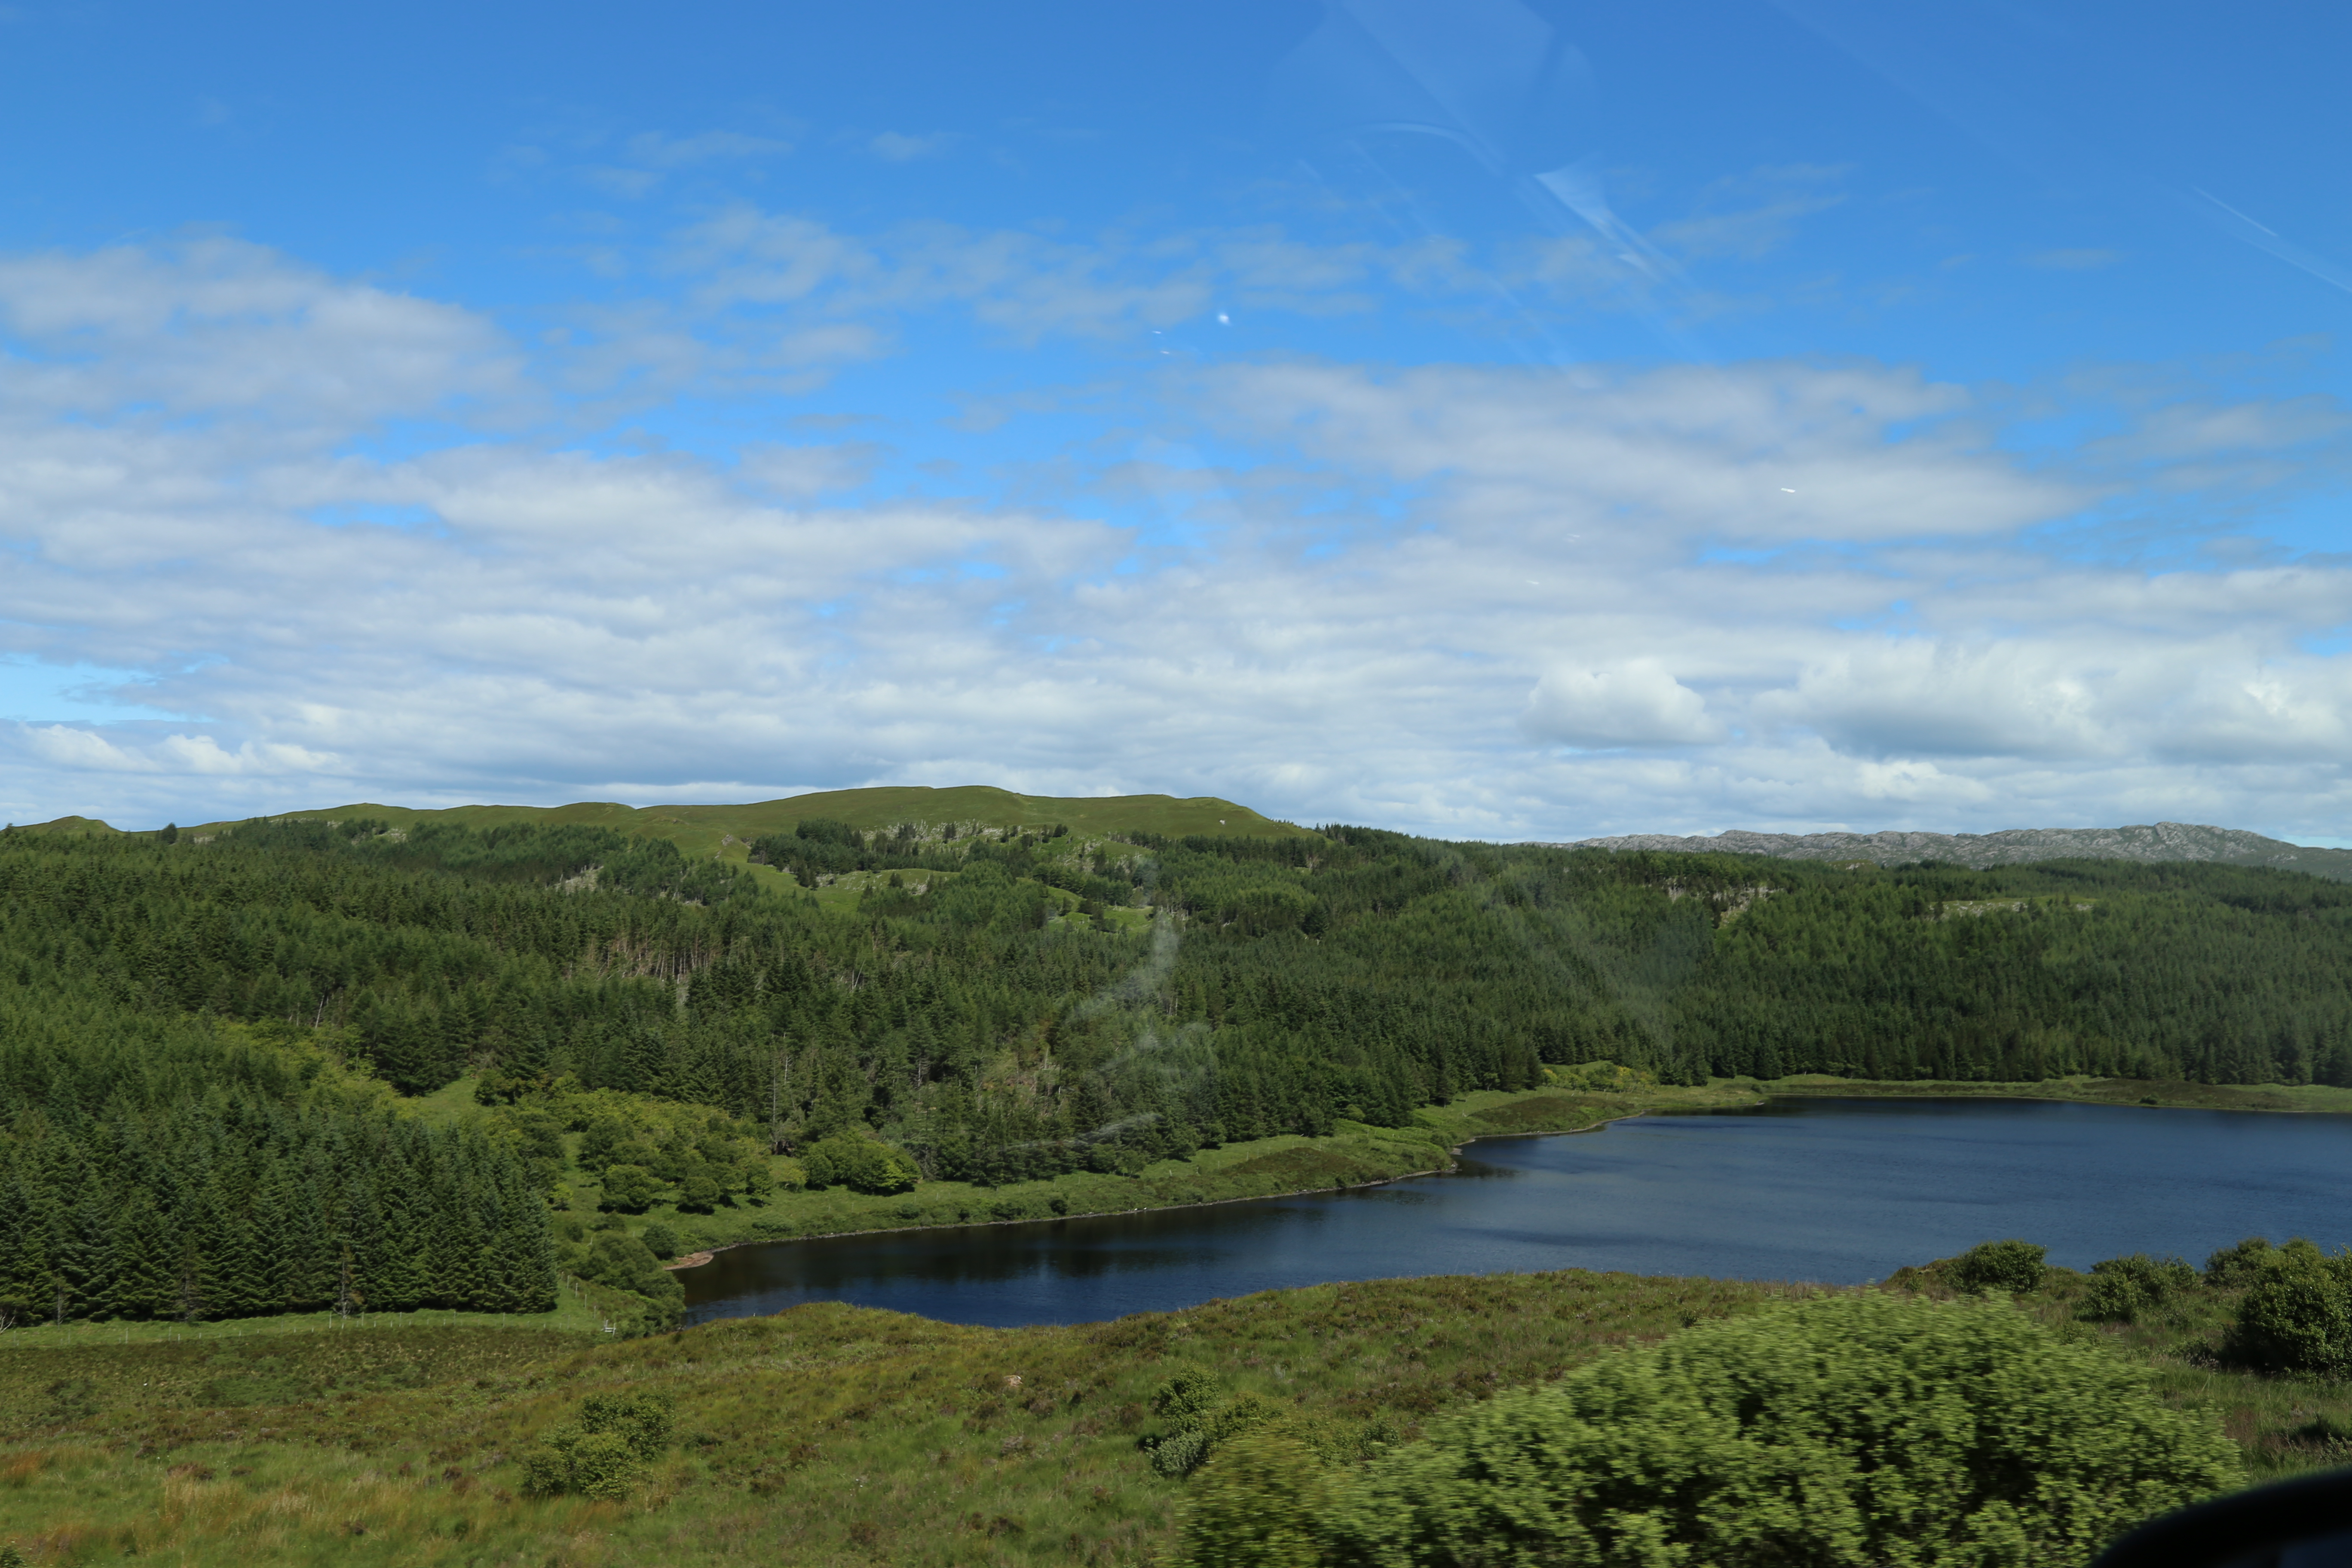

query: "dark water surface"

left=682, top=1098, right=2352, bottom=1329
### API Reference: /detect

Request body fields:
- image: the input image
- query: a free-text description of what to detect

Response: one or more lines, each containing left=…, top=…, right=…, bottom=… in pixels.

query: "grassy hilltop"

left=15, top=784, right=1302, bottom=861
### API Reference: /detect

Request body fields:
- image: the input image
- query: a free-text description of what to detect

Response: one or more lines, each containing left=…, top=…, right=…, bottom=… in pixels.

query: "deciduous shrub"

left=600, top=1163, right=661, bottom=1212
left=639, top=1223, right=680, bottom=1261
left=2229, top=1239, right=2352, bottom=1377
left=1543, top=1060, right=1656, bottom=1092
left=2205, top=1236, right=2275, bottom=1288
left=577, top=1232, right=683, bottom=1327
left=1948, top=1238, right=2048, bottom=1295
left=523, top=1392, right=675, bottom=1500
left=1318, top=1293, right=2240, bottom=1568
left=2078, top=1253, right=2198, bottom=1323
left=802, top=1134, right=921, bottom=1194
left=1143, top=1370, right=1276, bottom=1478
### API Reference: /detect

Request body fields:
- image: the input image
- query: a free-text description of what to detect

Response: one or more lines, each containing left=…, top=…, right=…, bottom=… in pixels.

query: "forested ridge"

left=3, top=813, right=2349, bottom=1325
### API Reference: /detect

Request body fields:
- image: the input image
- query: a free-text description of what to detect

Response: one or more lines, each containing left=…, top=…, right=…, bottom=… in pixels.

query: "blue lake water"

left=680, top=1097, right=2352, bottom=1329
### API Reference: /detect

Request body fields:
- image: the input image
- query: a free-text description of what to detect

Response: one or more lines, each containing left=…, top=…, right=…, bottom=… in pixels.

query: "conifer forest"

left=3, top=815, right=2349, bottom=1327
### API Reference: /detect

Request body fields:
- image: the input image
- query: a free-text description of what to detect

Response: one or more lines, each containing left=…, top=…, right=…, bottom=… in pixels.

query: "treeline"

left=0, top=1037, right=552, bottom=1324
left=3, top=815, right=2350, bottom=1324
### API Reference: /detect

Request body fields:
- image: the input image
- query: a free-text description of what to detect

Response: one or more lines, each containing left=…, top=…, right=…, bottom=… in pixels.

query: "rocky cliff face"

left=1545, top=822, right=2352, bottom=881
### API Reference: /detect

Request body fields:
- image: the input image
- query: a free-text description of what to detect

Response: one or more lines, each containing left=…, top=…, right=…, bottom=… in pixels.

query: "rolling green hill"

left=15, top=785, right=1302, bottom=862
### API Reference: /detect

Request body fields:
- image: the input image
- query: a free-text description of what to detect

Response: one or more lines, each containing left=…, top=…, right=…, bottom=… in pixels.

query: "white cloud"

left=0, top=236, right=524, bottom=432
left=1523, top=660, right=1724, bottom=747
left=1, top=236, right=2349, bottom=848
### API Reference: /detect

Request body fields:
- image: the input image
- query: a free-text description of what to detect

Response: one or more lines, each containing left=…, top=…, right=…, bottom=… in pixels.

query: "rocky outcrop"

left=1544, top=822, right=2352, bottom=881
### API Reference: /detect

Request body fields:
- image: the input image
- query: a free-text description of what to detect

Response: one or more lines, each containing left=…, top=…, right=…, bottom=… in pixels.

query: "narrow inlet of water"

left=682, top=1097, right=2352, bottom=1329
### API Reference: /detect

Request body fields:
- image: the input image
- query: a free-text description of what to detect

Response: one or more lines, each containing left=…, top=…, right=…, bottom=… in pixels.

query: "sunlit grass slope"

left=28, top=784, right=1304, bottom=853
left=2, top=1258, right=2339, bottom=1568
left=0, top=1271, right=1804, bottom=1567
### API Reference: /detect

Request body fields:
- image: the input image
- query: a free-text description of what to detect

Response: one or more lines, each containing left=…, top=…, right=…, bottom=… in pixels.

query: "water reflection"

left=683, top=1098, right=2352, bottom=1329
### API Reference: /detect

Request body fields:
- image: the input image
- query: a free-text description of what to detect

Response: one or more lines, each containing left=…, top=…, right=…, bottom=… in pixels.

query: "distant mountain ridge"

left=1553, top=821, right=2352, bottom=882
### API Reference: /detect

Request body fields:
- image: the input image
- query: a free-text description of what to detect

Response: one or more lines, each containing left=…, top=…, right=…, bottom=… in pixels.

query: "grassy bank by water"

left=572, top=1082, right=1763, bottom=1269
left=546, top=1070, right=2338, bottom=1277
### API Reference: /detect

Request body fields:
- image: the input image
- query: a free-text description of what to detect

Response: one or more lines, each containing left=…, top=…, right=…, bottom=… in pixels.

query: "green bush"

left=601, top=1163, right=661, bottom=1212
left=2205, top=1236, right=2275, bottom=1288
left=2078, top=1253, right=2198, bottom=1324
left=577, top=1232, right=683, bottom=1326
left=1182, top=1428, right=1330, bottom=1568
left=1144, top=1370, right=1277, bottom=1479
left=522, top=1392, right=675, bottom=1499
left=1320, top=1294, right=2240, bottom=1568
left=802, top=1134, right=920, bottom=1195
left=1948, top=1239, right=2048, bottom=1296
left=2229, top=1239, right=2352, bottom=1376
left=640, top=1223, right=680, bottom=1261
left=1544, top=1060, right=1656, bottom=1092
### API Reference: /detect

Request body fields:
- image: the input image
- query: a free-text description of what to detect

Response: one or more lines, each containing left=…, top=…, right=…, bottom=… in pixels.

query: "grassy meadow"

left=3, top=1082, right=2349, bottom=1564
left=21, top=784, right=1306, bottom=856
left=3, top=1255, right=2346, bottom=1567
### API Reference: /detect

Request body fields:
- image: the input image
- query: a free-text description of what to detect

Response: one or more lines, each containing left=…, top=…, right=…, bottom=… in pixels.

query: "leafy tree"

left=639, top=1223, right=680, bottom=1261
left=600, top=1164, right=661, bottom=1213
left=578, top=1232, right=681, bottom=1324
left=802, top=1135, right=919, bottom=1195
left=2204, top=1235, right=2275, bottom=1288
left=1948, top=1239, right=2048, bottom=1296
left=1319, top=1294, right=2241, bottom=1568
left=2228, top=1239, right=2352, bottom=1376
left=2078, top=1254, right=2199, bottom=1324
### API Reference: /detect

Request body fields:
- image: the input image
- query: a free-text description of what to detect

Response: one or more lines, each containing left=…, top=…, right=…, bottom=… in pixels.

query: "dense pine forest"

left=3, top=811, right=2349, bottom=1325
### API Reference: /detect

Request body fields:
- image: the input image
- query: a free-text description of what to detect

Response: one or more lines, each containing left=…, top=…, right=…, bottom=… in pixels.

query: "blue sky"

left=1, top=0, right=2347, bottom=841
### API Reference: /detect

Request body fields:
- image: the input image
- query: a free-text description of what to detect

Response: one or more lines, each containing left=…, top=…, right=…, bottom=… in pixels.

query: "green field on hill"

left=15, top=784, right=1304, bottom=859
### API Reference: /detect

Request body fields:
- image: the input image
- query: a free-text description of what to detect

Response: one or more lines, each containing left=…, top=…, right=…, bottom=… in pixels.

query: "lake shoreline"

left=668, top=1073, right=2351, bottom=1282
left=667, top=1102, right=1672, bottom=1273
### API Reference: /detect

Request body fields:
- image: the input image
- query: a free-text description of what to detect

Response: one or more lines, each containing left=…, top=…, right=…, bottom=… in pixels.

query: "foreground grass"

left=3, top=1257, right=2342, bottom=1567
left=0, top=1290, right=602, bottom=1354
left=0, top=1269, right=1806, bottom=1567
left=1886, top=1262, right=2352, bottom=1484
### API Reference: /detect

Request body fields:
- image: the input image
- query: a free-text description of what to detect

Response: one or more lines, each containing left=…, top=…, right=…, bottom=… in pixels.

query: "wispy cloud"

left=867, top=131, right=959, bottom=162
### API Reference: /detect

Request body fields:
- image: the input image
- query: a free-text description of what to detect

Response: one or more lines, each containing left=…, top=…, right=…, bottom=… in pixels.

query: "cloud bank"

left=1, top=234, right=2347, bottom=842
